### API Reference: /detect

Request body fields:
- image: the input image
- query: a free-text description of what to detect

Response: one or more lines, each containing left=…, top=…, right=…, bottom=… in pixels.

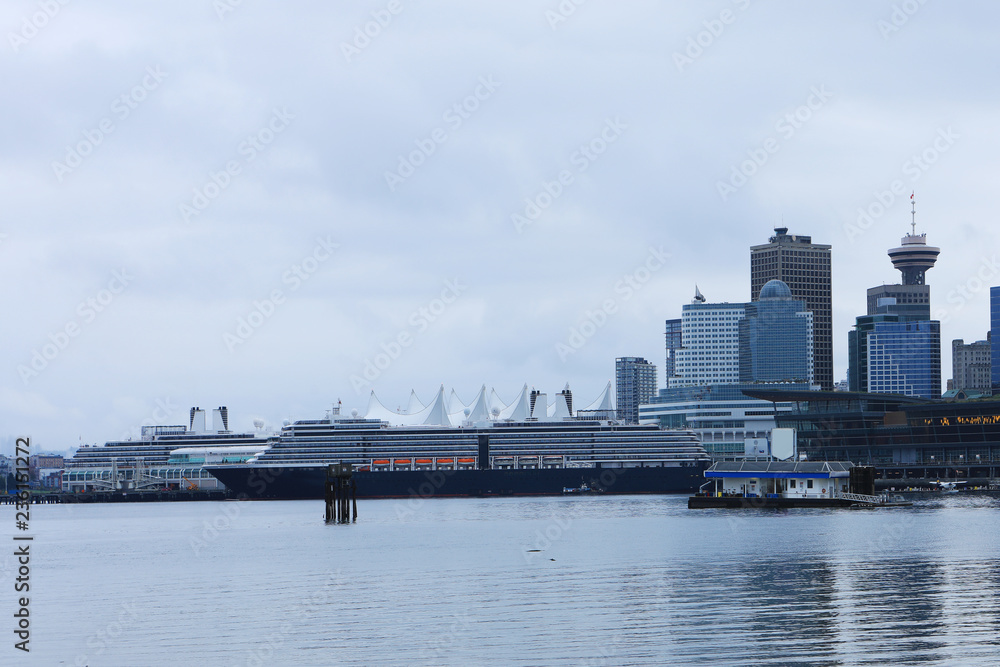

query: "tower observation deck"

left=887, top=197, right=939, bottom=285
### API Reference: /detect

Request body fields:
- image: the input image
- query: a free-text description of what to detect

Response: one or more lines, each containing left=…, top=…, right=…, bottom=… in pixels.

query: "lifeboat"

left=372, top=459, right=390, bottom=465
left=436, top=458, right=454, bottom=465
left=494, top=456, right=515, bottom=468
left=542, top=456, right=563, bottom=468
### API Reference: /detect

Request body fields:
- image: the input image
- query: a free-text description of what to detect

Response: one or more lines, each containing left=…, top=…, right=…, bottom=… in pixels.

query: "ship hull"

left=206, top=463, right=708, bottom=500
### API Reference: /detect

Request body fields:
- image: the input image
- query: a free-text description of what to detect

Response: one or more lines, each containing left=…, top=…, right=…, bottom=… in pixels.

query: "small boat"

left=562, top=480, right=603, bottom=495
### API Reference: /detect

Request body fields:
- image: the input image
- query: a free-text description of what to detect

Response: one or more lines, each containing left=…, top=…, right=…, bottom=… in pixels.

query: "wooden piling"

left=352, top=480, right=358, bottom=522
left=325, top=462, right=356, bottom=524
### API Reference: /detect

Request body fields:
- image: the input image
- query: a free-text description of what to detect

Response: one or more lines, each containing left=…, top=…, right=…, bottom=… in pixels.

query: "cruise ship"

left=62, top=406, right=265, bottom=492
left=205, top=383, right=711, bottom=499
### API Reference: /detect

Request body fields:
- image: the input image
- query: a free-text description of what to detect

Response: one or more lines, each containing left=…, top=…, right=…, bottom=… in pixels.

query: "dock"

left=689, top=462, right=911, bottom=509
left=1, top=490, right=232, bottom=504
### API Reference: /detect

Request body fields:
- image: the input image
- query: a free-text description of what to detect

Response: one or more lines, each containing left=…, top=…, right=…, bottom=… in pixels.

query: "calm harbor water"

left=5, top=494, right=1000, bottom=666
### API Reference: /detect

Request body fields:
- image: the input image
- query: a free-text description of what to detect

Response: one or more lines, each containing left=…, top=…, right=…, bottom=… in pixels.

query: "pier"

left=0, top=490, right=231, bottom=504
left=325, top=463, right=357, bottom=523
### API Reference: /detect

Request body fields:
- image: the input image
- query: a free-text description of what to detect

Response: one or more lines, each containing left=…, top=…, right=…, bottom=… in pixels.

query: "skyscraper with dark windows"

left=849, top=205, right=942, bottom=399
left=738, top=280, right=814, bottom=385
left=750, top=228, right=833, bottom=390
left=615, top=357, right=657, bottom=424
left=992, top=286, right=1000, bottom=393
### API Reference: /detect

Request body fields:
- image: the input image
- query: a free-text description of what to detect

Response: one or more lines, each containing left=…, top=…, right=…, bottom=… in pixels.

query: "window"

left=790, top=479, right=796, bottom=488
left=806, top=479, right=814, bottom=488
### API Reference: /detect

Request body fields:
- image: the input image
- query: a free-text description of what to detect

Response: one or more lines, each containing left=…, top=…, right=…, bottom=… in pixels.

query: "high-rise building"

left=670, top=301, right=745, bottom=387
left=866, top=320, right=941, bottom=398
left=849, top=205, right=941, bottom=399
left=952, top=338, right=991, bottom=394
left=866, top=284, right=930, bottom=321
left=664, top=318, right=682, bottom=385
left=615, top=357, right=657, bottom=424
left=992, top=287, right=1000, bottom=393
left=738, top=280, right=814, bottom=385
left=750, top=228, right=833, bottom=390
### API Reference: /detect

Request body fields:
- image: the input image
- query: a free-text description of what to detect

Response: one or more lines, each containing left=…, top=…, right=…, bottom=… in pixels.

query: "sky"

left=2, top=0, right=998, bottom=455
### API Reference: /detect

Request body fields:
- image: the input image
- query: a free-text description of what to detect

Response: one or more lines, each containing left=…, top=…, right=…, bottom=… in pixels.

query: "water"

left=6, top=494, right=1000, bottom=666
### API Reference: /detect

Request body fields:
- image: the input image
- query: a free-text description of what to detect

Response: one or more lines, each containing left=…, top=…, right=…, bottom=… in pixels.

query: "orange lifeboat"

left=436, top=458, right=454, bottom=465
left=373, top=459, right=390, bottom=465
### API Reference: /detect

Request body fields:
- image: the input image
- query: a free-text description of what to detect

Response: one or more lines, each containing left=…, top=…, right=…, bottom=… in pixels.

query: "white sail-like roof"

left=458, top=385, right=491, bottom=422
left=365, top=391, right=401, bottom=422
left=580, top=380, right=614, bottom=412
left=420, top=385, right=451, bottom=426
left=361, top=383, right=612, bottom=426
left=488, top=388, right=508, bottom=417
left=499, top=384, right=531, bottom=420
left=365, top=385, right=451, bottom=426
left=406, top=390, right=424, bottom=414
left=448, top=389, right=467, bottom=415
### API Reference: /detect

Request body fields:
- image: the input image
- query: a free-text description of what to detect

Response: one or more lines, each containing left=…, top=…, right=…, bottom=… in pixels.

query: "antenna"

left=910, top=192, right=916, bottom=235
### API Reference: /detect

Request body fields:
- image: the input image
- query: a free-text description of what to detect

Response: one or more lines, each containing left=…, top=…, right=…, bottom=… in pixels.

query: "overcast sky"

left=3, top=1, right=998, bottom=454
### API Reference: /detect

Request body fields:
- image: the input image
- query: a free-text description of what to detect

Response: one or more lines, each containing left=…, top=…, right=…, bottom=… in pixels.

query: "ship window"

left=789, top=479, right=796, bottom=488
left=806, top=479, right=814, bottom=488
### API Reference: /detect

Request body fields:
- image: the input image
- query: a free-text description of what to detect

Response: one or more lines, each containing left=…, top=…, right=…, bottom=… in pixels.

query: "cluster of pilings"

left=325, top=463, right=357, bottom=523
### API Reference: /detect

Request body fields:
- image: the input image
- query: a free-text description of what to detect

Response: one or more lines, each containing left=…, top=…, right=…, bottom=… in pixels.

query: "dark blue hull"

left=206, top=463, right=708, bottom=500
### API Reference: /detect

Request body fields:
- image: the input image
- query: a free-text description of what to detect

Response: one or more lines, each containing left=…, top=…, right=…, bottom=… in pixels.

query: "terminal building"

left=744, top=388, right=1000, bottom=482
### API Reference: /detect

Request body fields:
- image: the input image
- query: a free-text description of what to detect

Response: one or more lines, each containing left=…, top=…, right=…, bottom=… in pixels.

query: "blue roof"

left=705, top=460, right=852, bottom=479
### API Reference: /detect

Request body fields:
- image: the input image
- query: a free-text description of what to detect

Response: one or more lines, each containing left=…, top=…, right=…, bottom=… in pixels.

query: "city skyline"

left=3, top=2, right=999, bottom=454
